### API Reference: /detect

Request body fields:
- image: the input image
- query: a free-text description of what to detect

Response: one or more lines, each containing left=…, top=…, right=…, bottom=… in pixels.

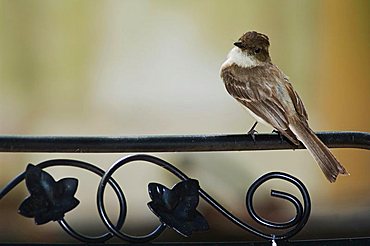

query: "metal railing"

left=0, top=131, right=369, bottom=245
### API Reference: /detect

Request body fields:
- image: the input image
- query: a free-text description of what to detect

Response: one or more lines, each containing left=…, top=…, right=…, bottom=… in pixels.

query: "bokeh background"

left=0, top=0, right=369, bottom=243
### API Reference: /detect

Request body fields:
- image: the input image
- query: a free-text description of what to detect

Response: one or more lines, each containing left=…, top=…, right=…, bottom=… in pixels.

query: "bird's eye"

left=254, top=48, right=261, bottom=54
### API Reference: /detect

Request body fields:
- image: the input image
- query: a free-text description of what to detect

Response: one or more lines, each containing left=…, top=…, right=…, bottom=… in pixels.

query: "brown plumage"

left=220, top=31, right=349, bottom=182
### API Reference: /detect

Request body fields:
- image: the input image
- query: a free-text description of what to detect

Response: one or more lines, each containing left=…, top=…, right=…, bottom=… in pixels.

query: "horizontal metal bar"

left=0, top=131, right=368, bottom=153
left=0, top=237, right=369, bottom=245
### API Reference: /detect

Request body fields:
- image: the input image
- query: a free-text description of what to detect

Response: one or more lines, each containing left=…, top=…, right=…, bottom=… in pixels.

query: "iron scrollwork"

left=0, top=154, right=311, bottom=243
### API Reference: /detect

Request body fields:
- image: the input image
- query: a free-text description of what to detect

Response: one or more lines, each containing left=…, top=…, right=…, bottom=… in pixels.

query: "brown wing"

left=285, top=81, right=309, bottom=124
left=221, top=64, right=300, bottom=145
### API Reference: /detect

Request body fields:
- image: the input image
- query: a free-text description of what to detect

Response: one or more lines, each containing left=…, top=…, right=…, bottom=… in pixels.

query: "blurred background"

left=0, top=0, right=369, bottom=243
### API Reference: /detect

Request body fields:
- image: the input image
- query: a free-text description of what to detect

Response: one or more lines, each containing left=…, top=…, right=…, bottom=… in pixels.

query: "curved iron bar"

left=0, top=159, right=127, bottom=243
left=96, top=155, right=188, bottom=243
left=97, top=154, right=310, bottom=242
left=246, top=172, right=310, bottom=239
left=0, top=131, right=368, bottom=153
left=198, top=174, right=309, bottom=240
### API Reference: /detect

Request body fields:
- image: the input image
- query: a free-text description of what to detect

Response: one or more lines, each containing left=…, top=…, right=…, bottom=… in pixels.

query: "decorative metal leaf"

left=147, top=179, right=209, bottom=237
left=18, top=164, right=79, bottom=225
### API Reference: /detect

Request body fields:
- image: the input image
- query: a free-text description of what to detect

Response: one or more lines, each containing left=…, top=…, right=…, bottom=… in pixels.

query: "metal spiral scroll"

left=0, top=154, right=311, bottom=243
left=199, top=171, right=311, bottom=240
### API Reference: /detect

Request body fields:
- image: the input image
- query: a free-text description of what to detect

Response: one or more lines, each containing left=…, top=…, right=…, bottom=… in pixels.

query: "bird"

left=220, top=31, right=349, bottom=182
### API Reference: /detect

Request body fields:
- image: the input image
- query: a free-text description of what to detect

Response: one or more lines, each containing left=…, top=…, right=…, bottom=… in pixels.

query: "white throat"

left=221, top=47, right=257, bottom=70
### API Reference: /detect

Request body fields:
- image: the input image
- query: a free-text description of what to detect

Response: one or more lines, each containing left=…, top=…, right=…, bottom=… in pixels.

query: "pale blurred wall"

left=0, top=0, right=369, bottom=242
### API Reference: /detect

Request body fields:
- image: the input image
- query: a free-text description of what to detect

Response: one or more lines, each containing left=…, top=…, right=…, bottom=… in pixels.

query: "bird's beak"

left=233, top=41, right=244, bottom=49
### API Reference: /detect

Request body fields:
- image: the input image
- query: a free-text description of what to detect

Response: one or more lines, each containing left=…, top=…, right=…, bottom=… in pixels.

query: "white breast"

left=221, top=47, right=257, bottom=72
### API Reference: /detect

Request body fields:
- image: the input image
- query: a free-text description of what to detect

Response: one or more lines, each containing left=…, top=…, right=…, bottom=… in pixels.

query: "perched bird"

left=220, top=31, right=348, bottom=182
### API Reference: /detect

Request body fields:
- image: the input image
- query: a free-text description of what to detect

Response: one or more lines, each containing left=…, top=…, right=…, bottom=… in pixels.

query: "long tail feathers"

left=289, top=119, right=349, bottom=182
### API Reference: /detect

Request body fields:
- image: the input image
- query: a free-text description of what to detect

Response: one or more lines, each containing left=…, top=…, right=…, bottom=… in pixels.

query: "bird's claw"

left=272, top=129, right=284, bottom=144
left=248, top=129, right=258, bottom=143
left=247, top=121, right=259, bottom=143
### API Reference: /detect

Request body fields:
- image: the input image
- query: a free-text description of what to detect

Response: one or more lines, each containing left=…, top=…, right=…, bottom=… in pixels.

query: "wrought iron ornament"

left=0, top=154, right=311, bottom=243
left=147, top=179, right=209, bottom=237
left=18, top=164, right=80, bottom=225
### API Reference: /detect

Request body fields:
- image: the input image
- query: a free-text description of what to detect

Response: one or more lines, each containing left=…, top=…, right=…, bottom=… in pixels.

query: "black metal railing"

left=0, top=131, right=368, bottom=152
left=0, top=131, right=369, bottom=245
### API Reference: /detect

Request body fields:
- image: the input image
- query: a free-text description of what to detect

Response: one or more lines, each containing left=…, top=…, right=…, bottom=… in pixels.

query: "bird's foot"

left=272, top=130, right=299, bottom=150
left=247, top=121, right=258, bottom=143
left=272, top=129, right=284, bottom=144
left=248, top=129, right=258, bottom=143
